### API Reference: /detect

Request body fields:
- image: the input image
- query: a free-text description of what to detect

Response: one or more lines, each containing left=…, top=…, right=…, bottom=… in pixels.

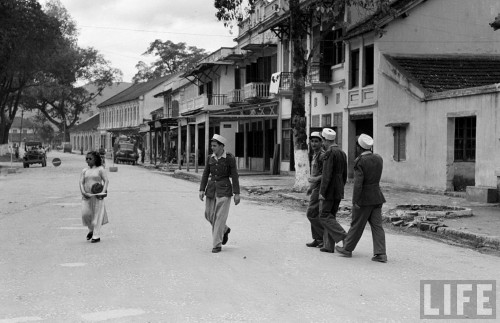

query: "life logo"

left=420, top=280, right=496, bottom=319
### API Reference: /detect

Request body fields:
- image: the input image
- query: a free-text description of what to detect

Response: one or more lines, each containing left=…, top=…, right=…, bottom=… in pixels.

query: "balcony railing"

left=279, top=72, right=294, bottom=91
left=244, top=82, right=270, bottom=99
left=308, top=64, right=332, bottom=83
left=207, top=94, right=227, bottom=105
left=227, top=89, right=244, bottom=104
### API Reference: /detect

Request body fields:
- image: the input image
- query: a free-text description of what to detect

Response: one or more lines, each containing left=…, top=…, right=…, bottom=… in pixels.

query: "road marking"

left=81, top=309, right=145, bottom=321
left=58, top=227, right=86, bottom=230
left=53, top=203, right=80, bottom=207
left=60, top=263, right=86, bottom=267
left=0, top=317, right=43, bottom=323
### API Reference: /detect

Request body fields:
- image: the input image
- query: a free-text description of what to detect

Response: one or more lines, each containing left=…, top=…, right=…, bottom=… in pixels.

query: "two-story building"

left=341, top=0, right=500, bottom=195
left=98, top=75, right=173, bottom=153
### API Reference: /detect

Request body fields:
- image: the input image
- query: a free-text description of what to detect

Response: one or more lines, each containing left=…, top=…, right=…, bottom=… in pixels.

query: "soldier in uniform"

left=305, top=131, right=326, bottom=248
left=318, top=128, right=348, bottom=253
left=199, top=134, right=240, bottom=253
left=336, top=134, right=387, bottom=263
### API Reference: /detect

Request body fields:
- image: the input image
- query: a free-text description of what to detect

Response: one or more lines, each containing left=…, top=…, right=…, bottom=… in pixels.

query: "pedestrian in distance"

left=98, top=145, right=106, bottom=168
left=305, top=131, right=326, bottom=248
left=141, top=147, right=145, bottom=164
left=80, top=151, right=109, bottom=243
left=318, top=128, right=348, bottom=253
left=336, top=134, right=388, bottom=263
left=199, top=134, right=240, bottom=253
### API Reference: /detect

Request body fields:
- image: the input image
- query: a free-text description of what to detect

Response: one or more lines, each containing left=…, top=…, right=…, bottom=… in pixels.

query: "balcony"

left=306, top=63, right=332, bottom=93
left=227, top=89, right=244, bottom=104
left=278, top=72, right=294, bottom=96
left=180, top=94, right=228, bottom=114
left=244, top=82, right=270, bottom=101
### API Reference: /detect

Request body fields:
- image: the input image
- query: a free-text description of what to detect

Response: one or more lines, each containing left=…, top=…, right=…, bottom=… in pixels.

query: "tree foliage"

left=133, top=40, right=208, bottom=83
left=20, top=0, right=121, bottom=142
left=0, top=0, right=63, bottom=144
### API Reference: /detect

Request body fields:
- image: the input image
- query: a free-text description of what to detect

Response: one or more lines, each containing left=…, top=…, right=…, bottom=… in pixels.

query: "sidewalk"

left=172, top=168, right=500, bottom=252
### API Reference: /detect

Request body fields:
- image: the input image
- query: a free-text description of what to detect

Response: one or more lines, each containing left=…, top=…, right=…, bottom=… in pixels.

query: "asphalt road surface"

left=1, top=152, right=499, bottom=322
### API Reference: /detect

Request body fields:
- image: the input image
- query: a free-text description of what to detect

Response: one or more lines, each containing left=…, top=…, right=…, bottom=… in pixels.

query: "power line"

left=80, top=25, right=233, bottom=37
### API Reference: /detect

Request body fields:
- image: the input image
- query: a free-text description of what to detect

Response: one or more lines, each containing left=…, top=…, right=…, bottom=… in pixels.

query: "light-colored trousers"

left=204, top=196, right=231, bottom=248
left=82, top=197, right=108, bottom=240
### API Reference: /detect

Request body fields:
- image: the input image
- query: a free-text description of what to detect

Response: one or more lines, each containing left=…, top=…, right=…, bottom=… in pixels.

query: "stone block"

left=465, top=186, right=498, bottom=203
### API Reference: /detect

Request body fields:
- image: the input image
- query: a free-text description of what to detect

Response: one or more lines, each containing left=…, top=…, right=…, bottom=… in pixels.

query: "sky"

left=42, top=0, right=237, bottom=83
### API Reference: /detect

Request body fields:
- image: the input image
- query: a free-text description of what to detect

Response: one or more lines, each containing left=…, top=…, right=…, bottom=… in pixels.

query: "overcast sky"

left=43, top=0, right=237, bottom=83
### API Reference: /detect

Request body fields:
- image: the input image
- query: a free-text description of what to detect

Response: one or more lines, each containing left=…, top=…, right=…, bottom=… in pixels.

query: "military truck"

left=23, top=141, right=47, bottom=168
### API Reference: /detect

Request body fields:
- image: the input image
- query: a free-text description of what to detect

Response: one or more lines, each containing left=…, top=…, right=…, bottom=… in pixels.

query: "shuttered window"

left=393, top=127, right=406, bottom=161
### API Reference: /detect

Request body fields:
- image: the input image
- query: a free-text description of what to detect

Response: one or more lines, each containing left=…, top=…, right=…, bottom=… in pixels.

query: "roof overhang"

left=241, top=43, right=277, bottom=51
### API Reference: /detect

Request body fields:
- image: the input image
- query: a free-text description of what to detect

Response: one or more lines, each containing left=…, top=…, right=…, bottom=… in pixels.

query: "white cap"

left=321, top=128, right=336, bottom=141
left=310, top=131, right=322, bottom=140
left=211, top=134, right=227, bottom=146
left=358, top=133, right=374, bottom=150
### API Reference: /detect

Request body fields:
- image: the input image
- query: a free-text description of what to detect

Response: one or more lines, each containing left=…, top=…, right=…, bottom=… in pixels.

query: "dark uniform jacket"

left=200, top=151, right=240, bottom=198
left=319, top=144, right=347, bottom=200
left=309, top=149, right=325, bottom=190
left=352, top=151, right=386, bottom=206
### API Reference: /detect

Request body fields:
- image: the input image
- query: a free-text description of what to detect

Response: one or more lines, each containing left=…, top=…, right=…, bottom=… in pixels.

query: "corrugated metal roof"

left=390, top=55, right=500, bottom=93
left=98, top=75, right=172, bottom=108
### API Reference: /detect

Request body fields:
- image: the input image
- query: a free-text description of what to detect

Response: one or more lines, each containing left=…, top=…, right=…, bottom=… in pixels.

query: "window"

left=350, top=49, right=360, bottom=88
left=336, top=93, right=340, bottom=104
left=321, top=114, right=331, bottom=127
left=333, top=29, right=344, bottom=65
left=364, top=45, right=374, bottom=86
left=314, top=98, right=317, bottom=107
left=393, top=127, right=406, bottom=161
left=454, top=117, right=476, bottom=161
left=198, top=84, right=204, bottom=95
left=325, top=96, right=329, bottom=105
left=311, top=115, right=320, bottom=127
left=23, top=129, right=27, bottom=134
left=282, top=119, right=292, bottom=160
left=12, top=129, right=18, bottom=133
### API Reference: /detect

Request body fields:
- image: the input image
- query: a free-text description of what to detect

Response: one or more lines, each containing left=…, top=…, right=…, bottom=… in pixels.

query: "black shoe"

left=306, top=240, right=323, bottom=248
left=222, top=228, right=231, bottom=245
left=86, top=232, right=93, bottom=240
left=212, top=247, right=222, bottom=253
left=372, top=254, right=387, bottom=263
left=91, top=238, right=100, bottom=243
left=319, top=247, right=334, bottom=253
left=335, top=245, right=352, bottom=257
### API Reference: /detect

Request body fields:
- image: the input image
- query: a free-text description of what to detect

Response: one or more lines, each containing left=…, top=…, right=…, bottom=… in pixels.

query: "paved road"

left=1, top=152, right=499, bottom=322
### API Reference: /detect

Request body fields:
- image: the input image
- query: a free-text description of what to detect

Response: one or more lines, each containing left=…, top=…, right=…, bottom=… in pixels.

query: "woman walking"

left=80, top=151, right=109, bottom=243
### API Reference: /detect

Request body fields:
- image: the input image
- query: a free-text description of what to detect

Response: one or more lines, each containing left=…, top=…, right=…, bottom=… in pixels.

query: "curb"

left=436, top=227, right=500, bottom=250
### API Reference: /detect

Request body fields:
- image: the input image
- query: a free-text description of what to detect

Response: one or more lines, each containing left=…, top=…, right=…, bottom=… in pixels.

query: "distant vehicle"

left=63, top=143, right=72, bottom=153
left=113, top=137, right=139, bottom=165
left=23, top=141, right=47, bottom=168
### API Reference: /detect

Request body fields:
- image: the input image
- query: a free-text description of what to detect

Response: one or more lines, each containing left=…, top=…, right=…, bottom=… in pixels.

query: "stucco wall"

left=378, top=62, right=500, bottom=190
left=378, top=0, right=500, bottom=56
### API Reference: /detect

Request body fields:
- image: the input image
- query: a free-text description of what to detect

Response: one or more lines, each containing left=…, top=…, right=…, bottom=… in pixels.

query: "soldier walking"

left=336, top=134, right=387, bottom=263
left=318, top=128, right=348, bottom=253
left=305, top=132, right=325, bottom=248
left=199, top=134, right=240, bottom=253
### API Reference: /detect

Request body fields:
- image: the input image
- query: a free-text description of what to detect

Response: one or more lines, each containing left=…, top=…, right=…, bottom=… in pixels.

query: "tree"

left=20, top=0, right=121, bottom=142
left=133, top=40, right=208, bottom=83
left=0, top=0, right=64, bottom=144
left=214, top=0, right=390, bottom=190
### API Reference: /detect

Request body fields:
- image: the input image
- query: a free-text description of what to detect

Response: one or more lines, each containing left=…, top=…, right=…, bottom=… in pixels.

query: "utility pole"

left=19, top=109, right=24, bottom=147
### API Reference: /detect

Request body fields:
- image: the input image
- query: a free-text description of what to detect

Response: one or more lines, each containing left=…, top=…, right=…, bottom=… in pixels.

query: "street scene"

left=0, top=151, right=499, bottom=322
left=1, top=0, right=500, bottom=322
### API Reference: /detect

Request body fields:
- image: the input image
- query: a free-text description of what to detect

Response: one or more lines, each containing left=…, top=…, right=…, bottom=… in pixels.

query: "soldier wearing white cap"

left=199, top=134, right=240, bottom=253
left=336, top=133, right=387, bottom=263
left=305, top=132, right=326, bottom=248
left=318, top=128, right=348, bottom=253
